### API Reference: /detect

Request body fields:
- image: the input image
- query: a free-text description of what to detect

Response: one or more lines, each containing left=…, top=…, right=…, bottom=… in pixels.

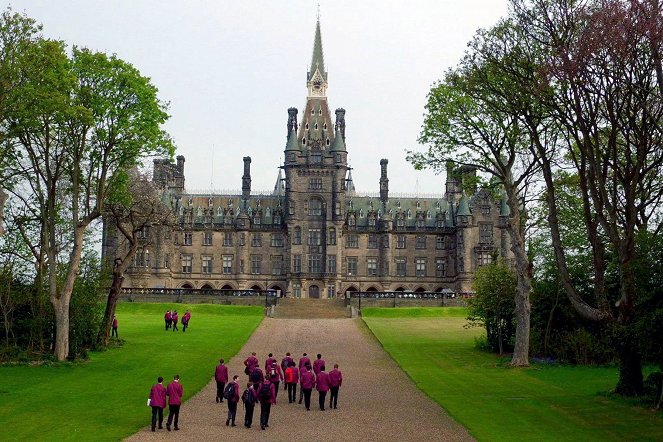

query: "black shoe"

left=216, top=397, right=219, bottom=403
left=151, top=428, right=155, bottom=432
left=334, top=406, right=337, bottom=409
left=265, top=424, right=269, bottom=428
left=167, top=424, right=171, bottom=432
left=261, top=425, right=265, bottom=430
left=158, top=426, right=163, bottom=429
left=225, top=419, right=229, bottom=426
left=174, top=427, right=179, bottom=431
left=306, top=407, right=310, bottom=411
left=231, top=423, right=237, bottom=427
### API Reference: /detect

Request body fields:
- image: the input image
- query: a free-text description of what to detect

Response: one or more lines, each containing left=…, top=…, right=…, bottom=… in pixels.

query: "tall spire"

left=308, top=18, right=327, bottom=82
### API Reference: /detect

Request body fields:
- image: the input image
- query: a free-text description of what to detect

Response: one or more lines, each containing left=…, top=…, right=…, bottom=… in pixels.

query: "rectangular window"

left=223, top=255, right=233, bottom=274
left=223, top=232, right=233, bottom=247
left=436, top=236, right=444, bottom=250
left=181, top=254, right=192, bottom=273
left=396, top=235, right=406, bottom=249
left=293, top=228, right=302, bottom=245
left=347, top=257, right=358, bottom=276
left=436, top=258, right=446, bottom=277
left=240, top=259, right=244, bottom=273
left=251, top=233, right=262, bottom=247
left=289, top=201, right=295, bottom=215
left=250, top=255, right=262, bottom=274
left=309, top=199, right=322, bottom=216
left=202, top=255, right=213, bottom=273
left=240, top=233, right=245, bottom=246
left=203, top=231, right=213, bottom=246
left=311, top=153, right=322, bottom=164
left=396, top=258, right=406, bottom=277
left=308, top=229, right=321, bottom=245
left=308, top=254, right=322, bottom=273
left=477, top=252, right=492, bottom=267
left=271, top=255, right=283, bottom=275
left=481, top=205, right=491, bottom=215
left=309, top=178, right=323, bottom=190
left=416, top=235, right=427, bottom=249
left=367, top=258, right=378, bottom=276
left=457, top=230, right=463, bottom=247
left=382, top=235, right=389, bottom=249
left=184, top=232, right=192, bottom=246
left=416, top=258, right=427, bottom=277
left=480, top=223, right=494, bottom=244
left=382, top=260, right=389, bottom=276
left=327, top=254, right=336, bottom=273
left=328, top=228, right=336, bottom=245
left=293, top=283, right=301, bottom=298
left=164, top=254, right=170, bottom=269
left=292, top=254, right=302, bottom=273
left=368, top=234, right=378, bottom=249
left=271, top=233, right=284, bottom=247
left=346, top=234, right=359, bottom=248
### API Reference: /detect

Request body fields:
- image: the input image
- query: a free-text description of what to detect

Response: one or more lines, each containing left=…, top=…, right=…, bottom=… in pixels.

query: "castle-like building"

left=103, top=20, right=511, bottom=298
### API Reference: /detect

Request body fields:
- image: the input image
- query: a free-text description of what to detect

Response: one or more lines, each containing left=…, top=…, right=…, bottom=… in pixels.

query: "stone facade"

left=102, top=19, right=511, bottom=298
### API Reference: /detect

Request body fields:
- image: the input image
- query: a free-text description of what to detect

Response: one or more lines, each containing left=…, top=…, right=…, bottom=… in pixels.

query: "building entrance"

left=309, top=284, right=320, bottom=299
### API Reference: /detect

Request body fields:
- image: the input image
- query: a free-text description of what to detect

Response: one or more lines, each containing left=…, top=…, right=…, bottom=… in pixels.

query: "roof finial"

left=317, top=3, right=320, bottom=21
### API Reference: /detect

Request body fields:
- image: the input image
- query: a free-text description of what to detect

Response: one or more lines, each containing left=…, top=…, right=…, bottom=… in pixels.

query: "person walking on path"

left=148, top=376, right=167, bottom=432
left=164, top=311, right=172, bottom=330
left=258, top=378, right=276, bottom=430
left=264, top=353, right=276, bottom=371
left=267, top=361, right=283, bottom=399
left=328, top=363, right=343, bottom=409
left=313, top=353, right=325, bottom=375
left=166, top=375, right=183, bottom=431
left=298, top=352, right=311, bottom=370
left=225, top=375, right=240, bottom=427
left=249, top=365, right=264, bottom=391
left=315, top=366, right=330, bottom=411
left=285, top=361, right=299, bottom=403
left=242, top=383, right=258, bottom=428
left=214, top=358, right=229, bottom=403
left=182, top=310, right=191, bottom=332
left=111, top=315, right=118, bottom=338
left=298, top=353, right=311, bottom=403
left=299, top=363, right=315, bottom=410
left=172, top=311, right=179, bottom=331
left=280, top=352, right=294, bottom=390
left=244, top=352, right=258, bottom=375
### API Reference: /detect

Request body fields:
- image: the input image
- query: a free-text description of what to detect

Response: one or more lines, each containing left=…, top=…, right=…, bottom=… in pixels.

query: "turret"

left=335, top=108, right=346, bottom=141
left=287, top=107, right=298, bottom=135
left=242, top=156, right=251, bottom=206
left=379, top=159, right=389, bottom=206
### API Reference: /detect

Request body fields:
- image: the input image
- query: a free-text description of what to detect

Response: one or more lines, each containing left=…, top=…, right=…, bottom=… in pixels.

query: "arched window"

left=309, top=198, right=323, bottom=216
left=293, top=226, right=302, bottom=245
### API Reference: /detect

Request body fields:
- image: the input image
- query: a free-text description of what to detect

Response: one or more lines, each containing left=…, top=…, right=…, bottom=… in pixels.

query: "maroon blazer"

left=244, top=356, right=259, bottom=371
left=215, top=364, right=228, bottom=383
left=298, top=356, right=311, bottom=369
left=313, top=358, right=325, bottom=375
left=300, top=369, right=315, bottom=390
left=230, top=381, right=240, bottom=403
left=315, top=371, right=330, bottom=392
left=149, top=383, right=167, bottom=408
left=267, top=364, right=283, bottom=382
left=112, top=318, right=118, bottom=328
left=165, top=312, right=171, bottom=321
left=172, top=313, right=178, bottom=324
left=258, top=380, right=277, bottom=404
left=250, top=367, right=264, bottom=383
left=281, top=356, right=294, bottom=371
left=166, top=380, right=183, bottom=405
left=264, top=357, right=276, bottom=371
left=182, top=312, right=190, bottom=324
left=329, top=368, right=343, bottom=387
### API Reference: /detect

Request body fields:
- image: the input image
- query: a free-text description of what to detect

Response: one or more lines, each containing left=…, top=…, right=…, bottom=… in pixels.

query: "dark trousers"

left=272, top=381, right=280, bottom=399
left=172, top=322, right=178, bottom=331
left=165, top=320, right=171, bottom=330
left=244, top=403, right=255, bottom=427
left=303, top=388, right=312, bottom=410
left=330, top=386, right=339, bottom=408
left=260, top=402, right=271, bottom=428
left=167, top=404, right=180, bottom=429
left=111, top=327, right=118, bottom=337
left=216, top=381, right=225, bottom=402
left=227, top=400, right=237, bottom=423
left=182, top=322, right=188, bottom=332
left=299, top=385, right=304, bottom=403
left=318, top=390, right=327, bottom=410
left=151, top=406, right=163, bottom=430
left=287, top=382, right=297, bottom=403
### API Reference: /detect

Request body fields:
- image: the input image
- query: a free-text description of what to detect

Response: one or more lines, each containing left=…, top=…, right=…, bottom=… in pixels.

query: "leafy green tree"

left=468, top=259, right=517, bottom=355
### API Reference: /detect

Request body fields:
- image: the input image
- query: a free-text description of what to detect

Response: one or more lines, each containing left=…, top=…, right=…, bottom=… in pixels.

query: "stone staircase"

left=273, top=298, right=351, bottom=319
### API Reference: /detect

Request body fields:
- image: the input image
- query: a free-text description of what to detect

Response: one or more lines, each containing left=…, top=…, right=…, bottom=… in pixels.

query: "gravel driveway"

left=126, top=318, right=474, bottom=441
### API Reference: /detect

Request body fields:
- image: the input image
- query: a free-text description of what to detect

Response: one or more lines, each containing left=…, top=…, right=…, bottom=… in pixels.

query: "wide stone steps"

left=273, top=298, right=351, bottom=319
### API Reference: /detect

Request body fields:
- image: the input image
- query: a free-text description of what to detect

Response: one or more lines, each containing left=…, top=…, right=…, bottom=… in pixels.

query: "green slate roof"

left=330, top=127, right=346, bottom=151
left=308, top=19, right=327, bottom=81
left=285, top=127, right=302, bottom=151
left=456, top=194, right=471, bottom=216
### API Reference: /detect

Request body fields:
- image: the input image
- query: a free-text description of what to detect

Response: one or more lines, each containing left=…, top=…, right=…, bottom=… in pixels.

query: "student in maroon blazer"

left=328, top=363, right=343, bottom=409
left=258, top=379, right=276, bottom=430
left=249, top=366, right=264, bottom=391
left=299, top=364, right=315, bottom=410
left=243, top=383, right=259, bottom=428
left=280, top=352, right=294, bottom=390
left=164, top=311, right=171, bottom=330
left=182, top=310, right=191, bottom=332
left=225, top=375, right=240, bottom=427
left=264, top=353, right=277, bottom=371
left=148, top=376, right=167, bottom=432
left=214, top=358, right=229, bottom=403
left=171, top=311, right=179, bottom=331
left=244, top=352, right=259, bottom=375
left=111, top=315, right=118, bottom=338
left=313, top=353, right=325, bottom=375
left=166, top=375, right=183, bottom=431
left=298, top=352, right=311, bottom=369
left=266, top=361, right=283, bottom=399
left=315, top=366, right=330, bottom=411
left=285, top=361, right=299, bottom=403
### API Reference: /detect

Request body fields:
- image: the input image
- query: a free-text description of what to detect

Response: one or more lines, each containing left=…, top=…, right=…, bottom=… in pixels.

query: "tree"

left=97, top=170, right=174, bottom=346
left=1, top=16, right=173, bottom=360
left=468, top=259, right=517, bottom=355
left=409, top=21, right=542, bottom=366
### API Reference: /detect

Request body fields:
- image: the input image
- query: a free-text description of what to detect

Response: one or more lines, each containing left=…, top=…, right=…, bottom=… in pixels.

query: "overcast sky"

left=11, top=0, right=510, bottom=195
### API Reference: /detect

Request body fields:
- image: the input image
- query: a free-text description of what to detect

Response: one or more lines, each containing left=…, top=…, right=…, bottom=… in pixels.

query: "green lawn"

left=363, top=307, right=663, bottom=442
left=0, top=303, right=263, bottom=441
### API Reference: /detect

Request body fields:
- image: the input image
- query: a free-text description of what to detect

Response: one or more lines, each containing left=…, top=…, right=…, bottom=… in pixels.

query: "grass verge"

left=0, top=303, right=263, bottom=441
left=363, top=308, right=663, bottom=442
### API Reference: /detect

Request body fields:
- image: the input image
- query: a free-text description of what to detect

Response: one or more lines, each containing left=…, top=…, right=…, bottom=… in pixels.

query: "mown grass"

left=363, top=307, right=663, bottom=442
left=0, top=303, right=263, bottom=441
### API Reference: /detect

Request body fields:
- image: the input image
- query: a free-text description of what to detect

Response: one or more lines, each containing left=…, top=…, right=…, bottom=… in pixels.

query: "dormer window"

left=324, top=123, right=327, bottom=130
left=326, top=138, right=330, bottom=145
left=407, top=209, right=412, bottom=219
left=318, top=108, right=322, bottom=115
left=359, top=209, right=364, bottom=218
left=208, top=197, right=213, bottom=207
left=302, top=138, right=306, bottom=145
left=416, top=201, right=421, bottom=209
left=311, top=108, right=314, bottom=115
left=315, top=122, right=318, bottom=130
left=306, top=123, right=309, bottom=130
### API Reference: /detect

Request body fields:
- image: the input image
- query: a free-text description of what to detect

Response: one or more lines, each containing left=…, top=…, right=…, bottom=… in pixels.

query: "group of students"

left=214, top=351, right=344, bottom=431
left=148, top=375, right=183, bottom=432
left=164, top=309, right=191, bottom=332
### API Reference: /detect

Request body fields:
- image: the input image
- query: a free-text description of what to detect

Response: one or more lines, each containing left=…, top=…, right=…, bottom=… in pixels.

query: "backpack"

left=258, top=383, right=271, bottom=401
left=285, top=368, right=295, bottom=384
left=249, top=370, right=261, bottom=383
left=223, top=383, right=235, bottom=400
left=241, top=388, right=255, bottom=406
left=269, top=367, right=278, bottom=380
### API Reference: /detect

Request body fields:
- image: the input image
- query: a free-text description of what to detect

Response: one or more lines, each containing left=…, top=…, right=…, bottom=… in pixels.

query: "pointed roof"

left=308, top=19, right=327, bottom=82
left=285, top=126, right=302, bottom=151
left=456, top=193, right=471, bottom=216
left=273, top=169, right=285, bottom=196
left=346, top=169, right=356, bottom=195
left=330, top=127, right=346, bottom=151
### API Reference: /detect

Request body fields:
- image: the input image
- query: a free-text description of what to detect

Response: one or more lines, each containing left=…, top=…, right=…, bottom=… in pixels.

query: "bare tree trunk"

left=98, top=270, right=123, bottom=347
left=52, top=298, right=70, bottom=361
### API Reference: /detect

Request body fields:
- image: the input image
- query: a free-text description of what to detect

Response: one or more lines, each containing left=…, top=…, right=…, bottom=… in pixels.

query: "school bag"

left=241, top=388, right=255, bottom=406
left=258, top=383, right=271, bottom=401
left=223, top=383, right=235, bottom=400
left=285, top=367, right=295, bottom=384
left=249, top=370, right=261, bottom=383
left=269, top=367, right=278, bottom=381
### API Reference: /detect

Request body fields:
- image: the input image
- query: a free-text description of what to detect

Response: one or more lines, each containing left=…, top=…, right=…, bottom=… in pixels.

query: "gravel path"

left=126, top=318, right=474, bottom=441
